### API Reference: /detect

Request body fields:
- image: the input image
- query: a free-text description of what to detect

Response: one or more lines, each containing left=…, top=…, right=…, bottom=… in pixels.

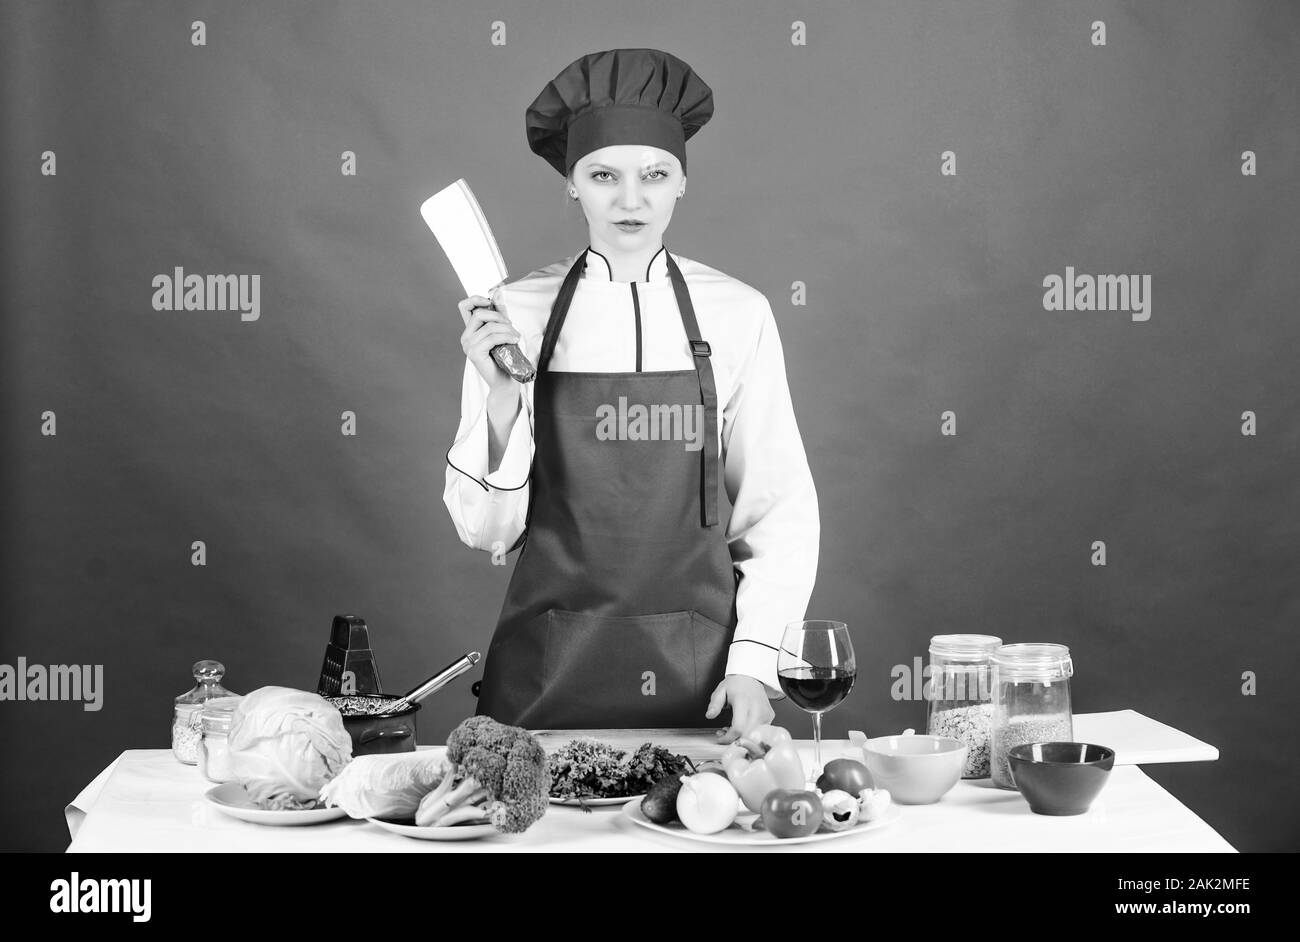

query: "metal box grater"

left=317, top=614, right=383, bottom=696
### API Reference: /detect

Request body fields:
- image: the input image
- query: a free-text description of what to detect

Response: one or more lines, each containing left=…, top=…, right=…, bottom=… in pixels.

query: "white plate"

left=549, top=793, right=644, bottom=807
left=621, top=797, right=901, bottom=846
left=365, top=817, right=498, bottom=841
left=204, top=783, right=347, bottom=826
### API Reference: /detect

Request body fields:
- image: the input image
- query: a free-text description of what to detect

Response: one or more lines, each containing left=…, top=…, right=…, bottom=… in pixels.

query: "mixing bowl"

left=1008, top=741, right=1114, bottom=815
left=862, top=732, right=966, bottom=804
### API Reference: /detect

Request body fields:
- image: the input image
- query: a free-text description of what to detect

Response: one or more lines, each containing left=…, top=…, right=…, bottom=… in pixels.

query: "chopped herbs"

left=548, top=739, right=691, bottom=799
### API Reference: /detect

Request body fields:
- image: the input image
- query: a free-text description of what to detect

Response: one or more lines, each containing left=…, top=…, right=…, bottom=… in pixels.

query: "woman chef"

left=443, top=49, right=819, bottom=743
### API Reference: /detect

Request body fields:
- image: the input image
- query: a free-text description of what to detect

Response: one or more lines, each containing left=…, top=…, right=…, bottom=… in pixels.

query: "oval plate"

left=549, top=793, right=644, bottom=807
left=204, top=783, right=347, bottom=826
left=365, top=817, right=497, bottom=841
left=621, top=797, right=901, bottom=846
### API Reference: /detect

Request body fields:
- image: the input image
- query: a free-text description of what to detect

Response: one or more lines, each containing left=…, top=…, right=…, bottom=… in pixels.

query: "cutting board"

left=531, top=710, right=1218, bottom=767
left=846, top=710, right=1218, bottom=766
left=1072, top=709, right=1218, bottom=765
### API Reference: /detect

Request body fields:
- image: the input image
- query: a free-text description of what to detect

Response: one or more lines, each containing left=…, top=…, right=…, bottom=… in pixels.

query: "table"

left=65, top=711, right=1233, bottom=852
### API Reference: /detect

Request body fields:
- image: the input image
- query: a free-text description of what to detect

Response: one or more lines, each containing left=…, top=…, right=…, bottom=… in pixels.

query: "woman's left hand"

left=706, top=674, right=775, bottom=744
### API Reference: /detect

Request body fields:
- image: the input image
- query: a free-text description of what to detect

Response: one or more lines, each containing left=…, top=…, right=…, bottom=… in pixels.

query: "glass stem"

left=812, top=711, right=823, bottom=773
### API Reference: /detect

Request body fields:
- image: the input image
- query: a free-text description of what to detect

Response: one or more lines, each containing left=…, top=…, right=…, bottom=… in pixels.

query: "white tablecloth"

left=65, top=724, right=1234, bottom=853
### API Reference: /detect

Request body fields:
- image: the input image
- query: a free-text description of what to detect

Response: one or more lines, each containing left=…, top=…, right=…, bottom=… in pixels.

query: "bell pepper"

left=721, top=724, right=806, bottom=813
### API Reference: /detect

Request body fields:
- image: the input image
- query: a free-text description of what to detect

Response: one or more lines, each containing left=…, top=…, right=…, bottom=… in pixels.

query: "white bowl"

left=862, top=732, right=966, bottom=804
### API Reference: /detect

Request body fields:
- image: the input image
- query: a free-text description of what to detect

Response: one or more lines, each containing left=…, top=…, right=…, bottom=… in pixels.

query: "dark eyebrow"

left=587, top=162, right=670, bottom=171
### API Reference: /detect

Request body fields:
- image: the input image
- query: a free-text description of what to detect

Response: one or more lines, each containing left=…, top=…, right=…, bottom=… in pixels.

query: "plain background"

left=2, top=1, right=1297, bottom=852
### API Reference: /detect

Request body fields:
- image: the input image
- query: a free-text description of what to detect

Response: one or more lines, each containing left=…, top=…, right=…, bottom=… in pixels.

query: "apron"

left=475, top=248, right=737, bottom=729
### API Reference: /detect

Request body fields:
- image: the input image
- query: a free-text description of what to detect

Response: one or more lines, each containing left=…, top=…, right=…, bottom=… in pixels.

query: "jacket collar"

left=582, top=244, right=670, bottom=283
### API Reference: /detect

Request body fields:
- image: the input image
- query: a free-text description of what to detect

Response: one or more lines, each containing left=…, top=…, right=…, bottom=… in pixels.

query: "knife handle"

left=490, top=343, right=537, bottom=383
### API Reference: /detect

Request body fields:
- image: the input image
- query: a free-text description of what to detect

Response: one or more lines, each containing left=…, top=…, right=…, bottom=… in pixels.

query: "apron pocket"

left=543, top=609, right=701, bottom=728
left=689, top=611, right=732, bottom=697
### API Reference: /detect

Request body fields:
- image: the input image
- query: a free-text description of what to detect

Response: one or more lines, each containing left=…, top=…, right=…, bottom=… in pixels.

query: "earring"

left=569, top=190, right=578, bottom=200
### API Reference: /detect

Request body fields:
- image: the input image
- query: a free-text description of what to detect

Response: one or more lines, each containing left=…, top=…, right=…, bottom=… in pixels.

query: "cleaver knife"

left=419, top=178, right=536, bottom=383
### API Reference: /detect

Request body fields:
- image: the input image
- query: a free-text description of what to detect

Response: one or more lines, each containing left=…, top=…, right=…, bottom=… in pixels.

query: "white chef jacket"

left=443, top=245, right=820, bottom=699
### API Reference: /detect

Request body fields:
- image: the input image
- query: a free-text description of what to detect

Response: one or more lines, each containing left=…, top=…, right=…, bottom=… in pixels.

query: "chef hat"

left=525, top=48, right=714, bottom=178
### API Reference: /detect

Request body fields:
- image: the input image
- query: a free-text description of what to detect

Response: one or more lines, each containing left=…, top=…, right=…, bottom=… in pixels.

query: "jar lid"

left=175, top=659, right=237, bottom=704
left=201, top=712, right=234, bottom=734
left=929, top=634, right=1003, bottom=659
left=992, top=643, right=1073, bottom=681
left=202, top=695, right=242, bottom=715
left=201, top=695, right=242, bottom=734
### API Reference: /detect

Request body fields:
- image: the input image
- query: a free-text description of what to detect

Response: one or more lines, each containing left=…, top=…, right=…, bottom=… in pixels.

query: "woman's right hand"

left=458, top=294, right=521, bottom=394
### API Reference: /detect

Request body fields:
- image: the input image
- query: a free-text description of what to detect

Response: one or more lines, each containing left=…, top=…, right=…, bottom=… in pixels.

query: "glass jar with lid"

left=172, top=660, right=237, bottom=765
left=990, top=643, right=1074, bottom=789
left=197, top=695, right=243, bottom=783
left=925, top=634, right=1001, bottom=778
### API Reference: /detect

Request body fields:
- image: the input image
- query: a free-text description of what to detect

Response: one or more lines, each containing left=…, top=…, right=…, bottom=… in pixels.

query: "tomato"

left=815, top=758, right=872, bottom=797
left=759, top=788, right=824, bottom=839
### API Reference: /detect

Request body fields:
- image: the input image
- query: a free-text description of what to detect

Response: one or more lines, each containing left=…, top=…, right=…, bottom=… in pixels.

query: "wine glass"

left=778, top=620, right=857, bottom=775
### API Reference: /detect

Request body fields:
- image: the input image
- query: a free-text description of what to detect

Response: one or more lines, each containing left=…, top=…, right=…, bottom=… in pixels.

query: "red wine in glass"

left=778, top=666, right=856, bottom=712
left=778, top=621, right=856, bottom=773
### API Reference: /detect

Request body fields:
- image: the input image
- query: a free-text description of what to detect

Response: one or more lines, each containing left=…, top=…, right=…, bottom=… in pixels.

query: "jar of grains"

left=990, top=643, right=1074, bottom=789
left=925, top=634, right=1002, bottom=778
left=172, top=660, right=237, bottom=765
left=197, top=695, right=243, bottom=783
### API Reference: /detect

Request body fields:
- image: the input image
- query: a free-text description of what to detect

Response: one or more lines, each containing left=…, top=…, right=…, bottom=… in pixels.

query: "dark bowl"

left=1008, top=742, right=1115, bottom=815
left=326, top=694, right=420, bottom=757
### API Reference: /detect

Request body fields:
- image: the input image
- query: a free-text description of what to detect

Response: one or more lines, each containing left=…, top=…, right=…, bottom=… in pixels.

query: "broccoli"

left=415, top=715, right=551, bottom=832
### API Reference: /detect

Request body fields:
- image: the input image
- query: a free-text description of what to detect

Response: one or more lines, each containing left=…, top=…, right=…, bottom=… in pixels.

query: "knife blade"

left=419, top=179, right=536, bottom=383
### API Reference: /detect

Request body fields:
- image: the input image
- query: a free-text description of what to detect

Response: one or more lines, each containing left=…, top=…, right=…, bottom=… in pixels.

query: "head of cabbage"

left=227, top=686, right=353, bottom=810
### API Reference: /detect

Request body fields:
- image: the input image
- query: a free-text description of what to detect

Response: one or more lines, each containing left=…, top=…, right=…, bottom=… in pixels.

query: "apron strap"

left=536, top=250, right=590, bottom=374
left=524, top=250, right=589, bottom=539
left=665, top=252, right=720, bottom=528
